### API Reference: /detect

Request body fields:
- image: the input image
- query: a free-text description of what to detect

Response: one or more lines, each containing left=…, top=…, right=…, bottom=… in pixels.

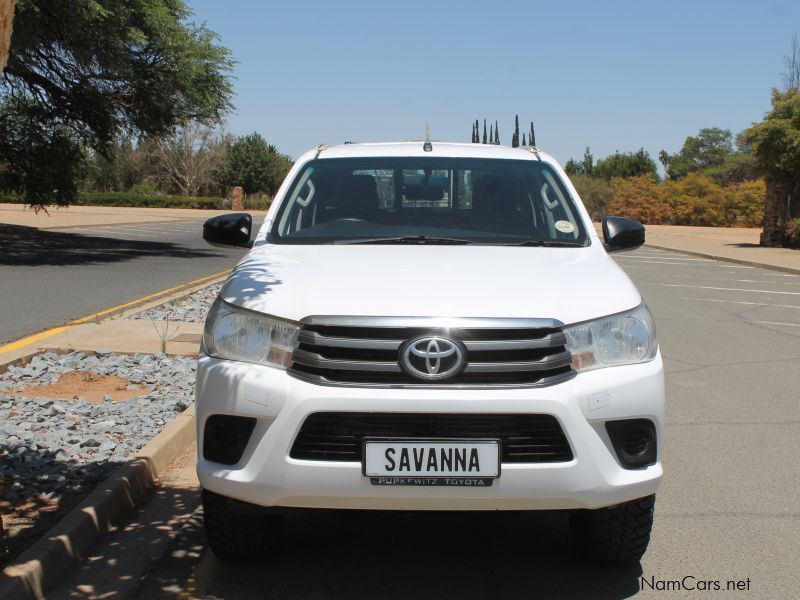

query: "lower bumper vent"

left=203, top=415, right=256, bottom=465
left=290, top=412, right=573, bottom=464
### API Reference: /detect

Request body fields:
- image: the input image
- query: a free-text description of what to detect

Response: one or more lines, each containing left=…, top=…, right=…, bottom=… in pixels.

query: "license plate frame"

left=362, top=438, right=501, bottom=485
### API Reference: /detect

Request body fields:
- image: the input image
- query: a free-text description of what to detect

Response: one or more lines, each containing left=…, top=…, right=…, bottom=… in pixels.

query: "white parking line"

left=682, top=298, right=800, bottom=309
left=752, top=321, right=800, bottom=328
left=654, top=284, right=800, bottom=296
left=622, top=260, right=753, bottom=269
left=617, top=260, right=690, bottom=265
left=625, top=255, right=711, bottom=262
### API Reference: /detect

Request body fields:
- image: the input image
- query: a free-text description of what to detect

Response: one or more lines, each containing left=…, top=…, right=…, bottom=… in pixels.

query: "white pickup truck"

left=198, top=141, right=664, bottom=565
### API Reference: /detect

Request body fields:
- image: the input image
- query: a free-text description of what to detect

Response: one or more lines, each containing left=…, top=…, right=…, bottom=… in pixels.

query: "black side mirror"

left=602, top=216, right=645, bottom=252
left=203, top=213, right=253, bottom=248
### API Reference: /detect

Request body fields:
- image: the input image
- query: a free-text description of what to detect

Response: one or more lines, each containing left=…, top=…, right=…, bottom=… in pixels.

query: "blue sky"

left=190, top=0, right=797, bottom=165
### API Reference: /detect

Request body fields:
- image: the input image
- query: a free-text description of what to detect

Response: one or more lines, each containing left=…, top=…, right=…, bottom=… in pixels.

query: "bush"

left=0, top=192, right=224, bottom=209
left=78, top=192, right=223, bottom=209
left=604, top=174, right=765, bottom=226
left=608, top=175, right=673, bottom=224
left=570, top=174, right=612, bottom=220
left=790, top=219, right=800, bottom=249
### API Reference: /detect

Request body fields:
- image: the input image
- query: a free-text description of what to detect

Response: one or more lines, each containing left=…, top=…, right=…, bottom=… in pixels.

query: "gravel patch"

left=131, top=283, right=222, bottom=323
left=0, top=350, right=196, bottom=562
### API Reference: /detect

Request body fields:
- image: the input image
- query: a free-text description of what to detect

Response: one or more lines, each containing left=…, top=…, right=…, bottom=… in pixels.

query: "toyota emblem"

left=401, top=336, right=464, bottom=380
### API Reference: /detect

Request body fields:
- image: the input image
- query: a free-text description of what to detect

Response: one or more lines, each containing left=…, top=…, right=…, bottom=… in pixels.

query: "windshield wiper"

left=504, top=239, right=586, bottom=247
left=334, top=235, right=474, bottom=245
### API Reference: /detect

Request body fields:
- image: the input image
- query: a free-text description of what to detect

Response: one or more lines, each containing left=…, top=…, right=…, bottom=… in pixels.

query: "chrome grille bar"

left=289, top=316, right=575, bottom=388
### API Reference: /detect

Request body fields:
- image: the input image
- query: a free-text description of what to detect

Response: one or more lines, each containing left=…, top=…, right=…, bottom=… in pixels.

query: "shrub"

left=570, top=174, right=612, bottom=220
left=608, top=175, right=673, bottom=224
left=77, top=192, right=223, bottom=209
left=790, top=219, right=800, bottom=249
left=1, top=191, right=224, bottom=209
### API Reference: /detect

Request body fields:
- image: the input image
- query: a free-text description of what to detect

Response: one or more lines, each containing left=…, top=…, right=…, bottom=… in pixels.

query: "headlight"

left=564, top=302, right=657, bottom=372
left=203, top=297, right=300, bottom=369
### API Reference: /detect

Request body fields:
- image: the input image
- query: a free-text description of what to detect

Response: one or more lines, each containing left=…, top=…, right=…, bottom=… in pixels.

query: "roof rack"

left=314, top=144, right=328, bottom=158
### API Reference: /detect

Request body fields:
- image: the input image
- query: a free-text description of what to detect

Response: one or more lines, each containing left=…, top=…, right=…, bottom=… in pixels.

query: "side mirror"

left=602, top=216, right=645, bottom=252
left=203, top=213, right=253, bottom=248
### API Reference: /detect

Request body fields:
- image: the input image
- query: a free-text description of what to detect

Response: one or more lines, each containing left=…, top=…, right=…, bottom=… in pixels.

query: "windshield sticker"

left=555, top=220, right=575, bottom=234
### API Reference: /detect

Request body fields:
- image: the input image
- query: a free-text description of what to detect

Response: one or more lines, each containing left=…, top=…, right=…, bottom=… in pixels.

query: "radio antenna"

left=423, top=122, right=432, bottom=152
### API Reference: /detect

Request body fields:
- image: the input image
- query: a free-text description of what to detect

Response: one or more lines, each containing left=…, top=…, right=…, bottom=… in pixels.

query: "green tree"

left=512, top=114, right=520, bottom=148
left=565, top=147, right=594, bottom=176
left=0, top=0, right=234, bottom=206
left=522, top=133, right=526, bottom=146
left=223, top=132, right=292, bottom=196
left=742, top=88, right=800, bottom=244
left=660, top=128, right=734, bottom=180
left=742, top=89, right=800, bottom=187
left=494, top=120, right=499, bottom=144
left=482, top=119, right=487, bottom=144
left=529, top=122, right=536, bottom=147
left=594, top=149, right=657, bottom=180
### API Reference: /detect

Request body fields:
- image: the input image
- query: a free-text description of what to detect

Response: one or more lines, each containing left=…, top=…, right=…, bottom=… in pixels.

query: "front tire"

left=569, top=494, right=655, bottom=565
left=202, top=489, right=283, bottom=561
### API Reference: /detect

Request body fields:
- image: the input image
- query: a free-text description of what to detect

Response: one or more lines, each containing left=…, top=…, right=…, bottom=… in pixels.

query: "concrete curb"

left=116, top=274, right=226, bottom=320
left=0, top=406, right=197, bottom=600
left=645, top=244, right=800, bottom=275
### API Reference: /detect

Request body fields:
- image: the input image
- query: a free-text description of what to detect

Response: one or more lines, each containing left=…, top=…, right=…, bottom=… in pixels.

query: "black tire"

left=202, top=489, right=283, bottom=561
left=569, top=494, right=655, bottom=565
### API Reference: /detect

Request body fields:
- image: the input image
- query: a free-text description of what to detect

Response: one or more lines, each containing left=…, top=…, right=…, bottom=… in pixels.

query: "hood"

left=221, top=244, right=641, bottom=326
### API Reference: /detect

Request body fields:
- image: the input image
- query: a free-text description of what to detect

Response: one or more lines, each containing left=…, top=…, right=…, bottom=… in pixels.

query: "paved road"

left=0, top=219, right=250, bottom=344
left=50, top=248, right=800, bottom=599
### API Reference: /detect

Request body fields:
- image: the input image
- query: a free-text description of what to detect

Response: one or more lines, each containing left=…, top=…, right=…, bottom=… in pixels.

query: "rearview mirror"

left=602, top=216, right=645, bottom=252
left=203, top=213, right=253, bottom=248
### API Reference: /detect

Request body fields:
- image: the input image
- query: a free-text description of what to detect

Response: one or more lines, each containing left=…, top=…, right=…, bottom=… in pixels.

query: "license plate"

left=363, top=439, right=500, bottom=486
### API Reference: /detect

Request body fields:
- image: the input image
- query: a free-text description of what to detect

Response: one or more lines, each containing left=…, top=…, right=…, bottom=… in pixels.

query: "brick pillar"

left=231, top=186, right=244, bottom=212
left=761, top=179, right=790, bottom=246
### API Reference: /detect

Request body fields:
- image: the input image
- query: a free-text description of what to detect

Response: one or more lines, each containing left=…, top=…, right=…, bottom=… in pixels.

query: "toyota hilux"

left=198, top=141, right=664, bottom=565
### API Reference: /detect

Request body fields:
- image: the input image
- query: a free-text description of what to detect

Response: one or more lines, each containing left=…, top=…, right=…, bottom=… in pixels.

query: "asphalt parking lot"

left=0, top=219, right=249, bottom=344
left=50, top=248, right=800, bottom=599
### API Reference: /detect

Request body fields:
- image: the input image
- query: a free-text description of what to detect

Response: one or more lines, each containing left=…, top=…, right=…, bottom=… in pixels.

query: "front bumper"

left=195, top=353, right=664, bottom=511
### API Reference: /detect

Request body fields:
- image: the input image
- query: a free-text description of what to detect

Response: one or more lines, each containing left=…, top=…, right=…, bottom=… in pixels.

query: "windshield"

left=269, top=157, right=589, bottom=245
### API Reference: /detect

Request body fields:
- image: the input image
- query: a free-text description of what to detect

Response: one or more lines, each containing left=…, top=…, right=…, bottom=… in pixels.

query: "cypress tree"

left=489, top=123, right=493, bottom=145
left=494, top=120, right=499, bottom=144
left=530, top=122, right=536, bottom=147
left=482, top=119, right=487, bottom=144
left=471, top=122, right=476, bottom=143
left=512, top=114, right=520, bottom=147
left=522, top=133, right=527, bottom=146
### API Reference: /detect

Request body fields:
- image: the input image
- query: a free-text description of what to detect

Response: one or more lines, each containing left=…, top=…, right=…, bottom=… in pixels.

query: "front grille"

left=290, top=412, right=574, bottom=463
left=288, top=317, right=575, bottom=387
